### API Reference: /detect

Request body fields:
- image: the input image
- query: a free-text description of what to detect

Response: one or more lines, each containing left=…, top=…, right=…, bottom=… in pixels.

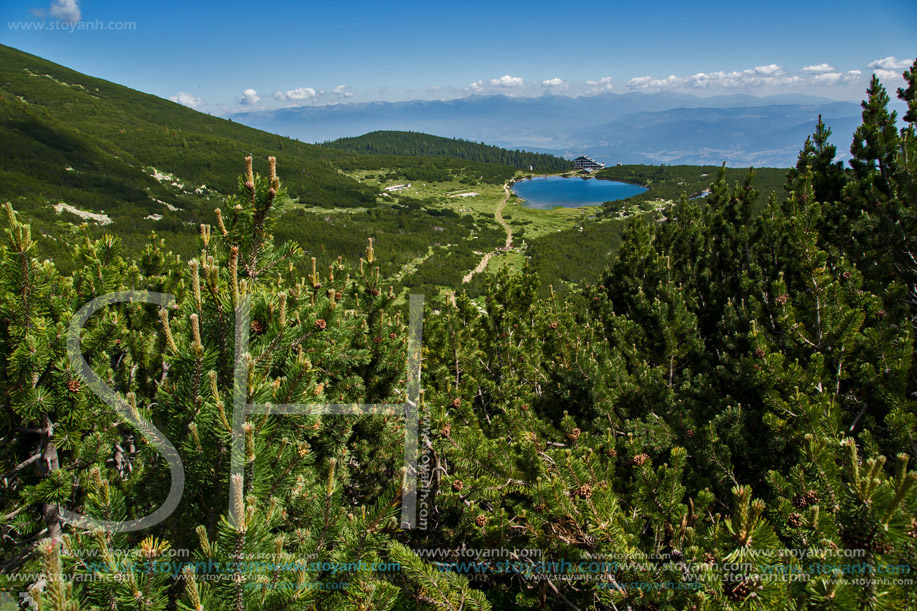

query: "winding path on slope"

left=462, top=183, right=513, bottom=284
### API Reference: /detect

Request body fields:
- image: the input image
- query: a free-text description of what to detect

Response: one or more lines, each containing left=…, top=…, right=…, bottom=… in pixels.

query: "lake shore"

left=511, top=174, right=649, bottom=209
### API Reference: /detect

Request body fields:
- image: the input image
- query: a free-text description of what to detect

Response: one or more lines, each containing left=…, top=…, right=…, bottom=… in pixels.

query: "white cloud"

left=540, top=77, right=569, bottom=92
left=169, top=92, right=205, bottom=109
left=49, top=0, right=80, bottom=23
left=812, top=70, right=862, bottom=85
left=272, top=87, right=319, bottom=102
left=471, top=74, right=525, bottom=92
left=803, top=63, right=834, bottom=73
left=585, top=76, right=614, bottom=94
left=627, top=74, right=681, bottom=89
left=491, top=74, right=524, bottom=88
left=439, top=61, right=878, bottom=100
left=626, top=64, right=821, bottom=91
left=688, top=65, right=791, bottom=88
left=333, top=84, right=354, bottom=98
left=239, top=88, right=261, bottom=105
left=753, top=64, right=783, bottom=75
left=873, top=69, right=903, bottom=83
left=869, top=56, right=912, bottom=70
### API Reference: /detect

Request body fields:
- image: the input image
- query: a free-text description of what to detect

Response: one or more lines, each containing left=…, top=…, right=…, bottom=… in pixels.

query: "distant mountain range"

left=229, top=92, right=871, bottom=167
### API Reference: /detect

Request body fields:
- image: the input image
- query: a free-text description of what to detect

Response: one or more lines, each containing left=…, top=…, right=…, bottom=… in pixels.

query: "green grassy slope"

left=0, top=45, right=527, bottom=289
left=0, top=44, right=376, bottom=203
left=0, top=44, right=388, bottom=263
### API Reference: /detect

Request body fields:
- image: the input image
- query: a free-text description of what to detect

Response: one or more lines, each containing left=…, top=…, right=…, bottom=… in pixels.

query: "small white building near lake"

left=573, top=156, right=605, bottom=171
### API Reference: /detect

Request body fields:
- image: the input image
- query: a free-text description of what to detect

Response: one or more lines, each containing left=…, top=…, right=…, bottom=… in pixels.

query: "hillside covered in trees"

left=595, top=164, right=788, bottom=214
left=323, top=130, right=573, bottom=172
left=2, top=60, right=917, bottom=611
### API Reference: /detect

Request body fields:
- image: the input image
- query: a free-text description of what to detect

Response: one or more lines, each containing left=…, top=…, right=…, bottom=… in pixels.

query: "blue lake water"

left=511, top=176, right=648, bottom=209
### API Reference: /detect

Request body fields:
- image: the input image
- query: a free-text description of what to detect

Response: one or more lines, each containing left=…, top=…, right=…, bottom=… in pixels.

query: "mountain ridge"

left=230, top=92, right=866, bottom=167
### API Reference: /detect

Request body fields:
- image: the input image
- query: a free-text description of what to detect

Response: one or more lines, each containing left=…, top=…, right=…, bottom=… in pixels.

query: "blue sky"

left=2, top=0, right=915, bottom=114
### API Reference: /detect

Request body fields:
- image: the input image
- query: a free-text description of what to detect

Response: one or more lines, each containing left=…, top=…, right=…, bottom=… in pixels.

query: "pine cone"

left=804, top=490, right=819, bottom=506
left=685, top=429, right=694, bottom=438
left=335, top=291, right=343, bottom=301
left=452, top=480, right=464, bottom=492
left=576, top=484, right=593, bottom=499
left=792, top=494, right=807, bottom=509
left=389, top=332, right=397, bottom=339
left=725, top=580, right=753, bottom=601
left=549, top=321, right=559, bottom=329
left=534, top=503, right=547, bottom=513
left=906, top=519, right=917, bottom=539
left=521, top=404, right=529, bottom=411
left=475, top=515, right=488, bottom=527
left=787, top=513, right=802, bottom=528
left=67, top=379, right=81, bottom=393
left=842, top=271, right=852, bottom=280
left=606, top=447, right=617, bottom=457
left=775, top=294, right=789, bottom=305
left=450, top=397, right=461, bottom=408
left=565, top=428, right=581, bottom=443
left=372, top=336, right=382, bottom=344
left=754, top=348, right=766, bottom=359
left=632, top=453, right=649, bottom=466
left=877, top=309, right=886, bottom=318
left=442, top=423, right=452, bottom=437
left=703, top=552, right=716, bottom=565
left=250, top=320, right=264, bottom=334
left=314, top=319, right=327, bottom=330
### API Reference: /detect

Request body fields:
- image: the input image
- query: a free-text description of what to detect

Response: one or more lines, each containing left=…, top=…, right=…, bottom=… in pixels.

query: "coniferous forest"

left=323, top=131, right=574, bottom=173
left=1, top=55, right=917, bottom=611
